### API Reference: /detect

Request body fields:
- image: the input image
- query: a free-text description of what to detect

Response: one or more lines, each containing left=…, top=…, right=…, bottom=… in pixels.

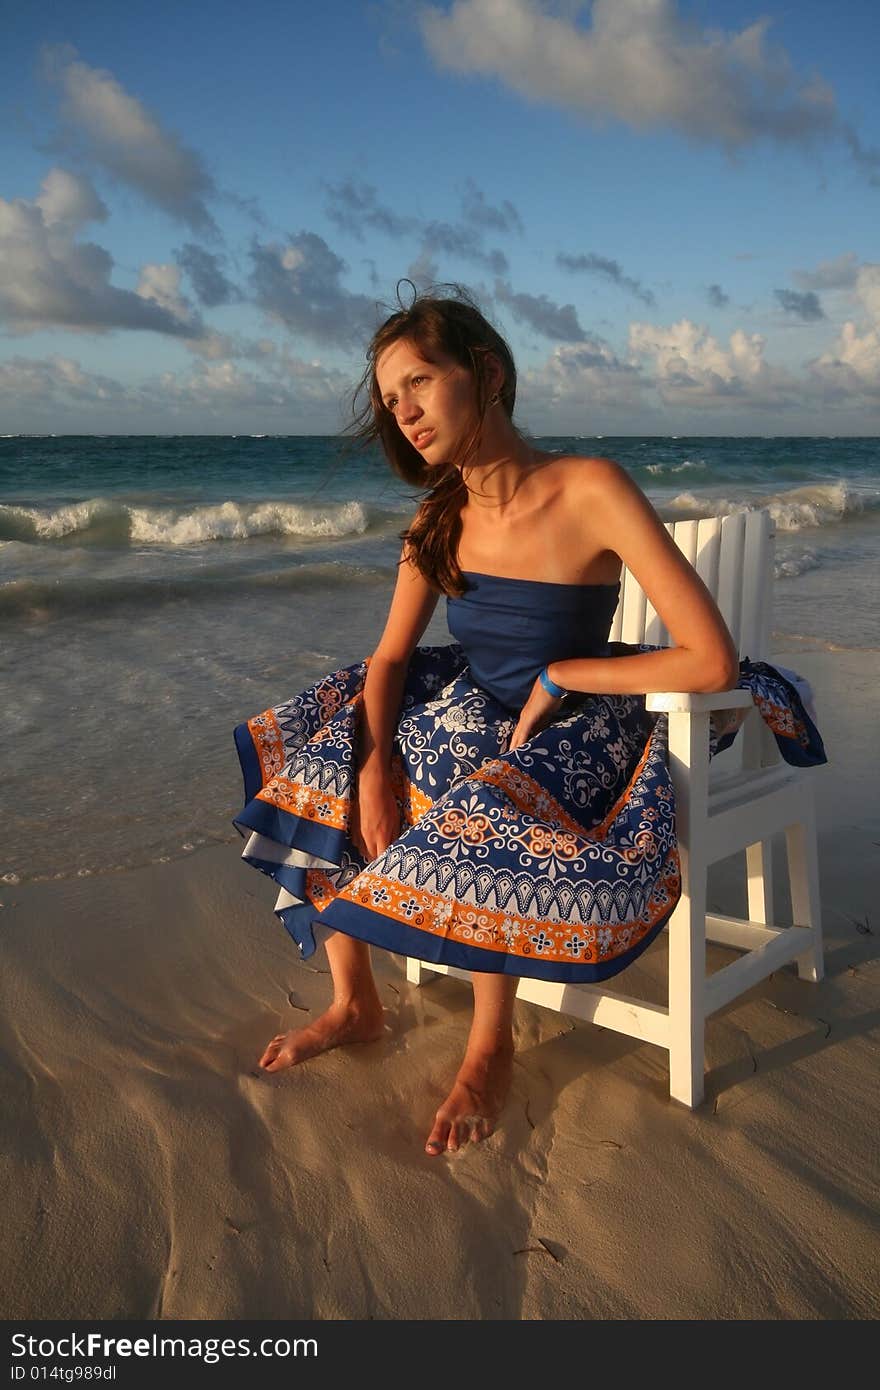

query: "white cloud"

left=275, top=350, right=352, bottom=404
left=460, top=178, right=523, bottom=235
left=151, top=352, right=351, bottom=423
left=519, top=310, right=880, bottom=427
left=0, top=175, right=199, bottom=336
left=175, top=243, right=238, bottom=307
left=249, top=231, right=379, bottom=346
left=421, top=219, right=507, bottom=274
left=43, top=45, right=218, bottom=232
left=136, top=263, right=197, bottom=324
left=0, top=349, right=349, bottom=425
left=324, top=179, right=416, bottom=240
left=628, top=317, right=793, bottom=406
left=519, top=337, right=645, bottom=421
left=184, top=332, right=277, bottom=362
left=810, top=323, right=880, bottom=401
left=808, top=264, right=880, bottom=401
left=774, top=288, right=824, bottom=322
left=34, top=166, right=108, bottom=231
left=793, top=252, right=860, bottom=292
left=855, top=264, right=880, bottom=325
left=406, top=249, right=441, bottom=289
left=0, top=354, right=129, bottom=403
left=494, top=279, right=588, bottom=341
left=420, top=0, right=836, bottom=148
left=157, top=360, right=281, bottom=406
left=323, top=178, right=510, bottom=272
left=557, top=249, right=655, bottom=306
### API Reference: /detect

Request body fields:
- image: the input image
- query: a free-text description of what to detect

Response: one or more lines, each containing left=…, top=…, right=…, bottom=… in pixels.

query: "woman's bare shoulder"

left=555, top=455, right=666, bottom=561
left=557, top=451, right=629, bottom=475
left=553, top=453, right=640, bottom=502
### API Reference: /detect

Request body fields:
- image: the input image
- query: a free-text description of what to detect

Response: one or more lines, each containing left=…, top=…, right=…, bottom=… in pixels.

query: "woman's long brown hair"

left=349, top=283, right=517, bottom=596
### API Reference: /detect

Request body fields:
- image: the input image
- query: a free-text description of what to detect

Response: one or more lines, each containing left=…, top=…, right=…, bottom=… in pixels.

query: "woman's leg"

left=259, top=931, right=385, bottom=1071
left=424, top=972, right=518, bottom=1155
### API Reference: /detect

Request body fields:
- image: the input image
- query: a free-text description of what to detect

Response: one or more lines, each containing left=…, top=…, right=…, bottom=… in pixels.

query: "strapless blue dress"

left=447, top=571, right=620, bottom=712
left=233, top=572, right=824, bottom=984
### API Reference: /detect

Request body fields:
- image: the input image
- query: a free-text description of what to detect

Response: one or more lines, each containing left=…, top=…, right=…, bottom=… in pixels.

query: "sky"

left=1, top=0, right=879, bottom=436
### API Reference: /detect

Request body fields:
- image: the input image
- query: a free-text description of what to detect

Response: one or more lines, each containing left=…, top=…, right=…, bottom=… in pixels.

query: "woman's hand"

left=350, top=769, right=401, bottom=862
left=508, top=673, right=564, bottom=752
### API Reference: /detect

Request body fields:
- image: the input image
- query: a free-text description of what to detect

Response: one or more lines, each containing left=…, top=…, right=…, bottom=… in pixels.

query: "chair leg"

left=405, top=957, right=427, bottom=985
left=667, top=886, right=707, bottom=1108
left=786, top=798, right=824, bottom=983
left=746, top=839, right=774, bottom=925
left=665, top=709, right=710, bottom=1108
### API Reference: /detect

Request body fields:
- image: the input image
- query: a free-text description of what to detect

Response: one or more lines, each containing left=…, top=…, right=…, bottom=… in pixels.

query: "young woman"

left=233, top=286, right=784, bottom=1156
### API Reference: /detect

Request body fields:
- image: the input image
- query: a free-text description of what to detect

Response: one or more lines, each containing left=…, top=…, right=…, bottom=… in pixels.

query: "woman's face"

left=375, top=337, right=480, bottom=464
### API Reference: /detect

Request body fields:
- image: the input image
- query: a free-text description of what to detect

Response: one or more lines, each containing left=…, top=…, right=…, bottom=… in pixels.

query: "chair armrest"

left=644, top=688, right=753, bottom=714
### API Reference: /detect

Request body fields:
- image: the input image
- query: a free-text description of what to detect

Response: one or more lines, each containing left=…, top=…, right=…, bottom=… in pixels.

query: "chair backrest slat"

left=643, top=587, right=667, bottom=647
left=615, top=567, right=648, bottom=644
left=611, top=508, right=773, bottom=661
left=694, top=516, right=722, bottom=596
left=739, top=510, right=773, bottom=660
left=716, top=510, right=747, bottom=655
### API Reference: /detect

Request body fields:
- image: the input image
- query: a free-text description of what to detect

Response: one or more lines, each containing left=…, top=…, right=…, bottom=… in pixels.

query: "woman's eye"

left=412, top=375, right=426, bottom=387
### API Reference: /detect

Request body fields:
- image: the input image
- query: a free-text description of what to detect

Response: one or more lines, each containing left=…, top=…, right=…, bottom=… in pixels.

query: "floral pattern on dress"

left=233, top=644, right=825, bottom=984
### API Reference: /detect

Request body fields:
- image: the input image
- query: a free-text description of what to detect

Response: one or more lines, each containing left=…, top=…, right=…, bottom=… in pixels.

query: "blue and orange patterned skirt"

left=233, top=644, right=824, bottom=985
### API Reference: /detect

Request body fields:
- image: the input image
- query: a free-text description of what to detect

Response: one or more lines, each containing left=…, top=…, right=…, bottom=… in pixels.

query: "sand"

left=2, top=648, right=879, bottom=1320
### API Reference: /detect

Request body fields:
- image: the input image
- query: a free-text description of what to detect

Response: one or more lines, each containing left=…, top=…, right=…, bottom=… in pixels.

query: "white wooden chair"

left=405, top=509, right=824, bottom=1108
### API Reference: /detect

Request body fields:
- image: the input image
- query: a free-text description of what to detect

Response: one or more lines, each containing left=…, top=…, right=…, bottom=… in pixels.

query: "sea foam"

left=0, top=497, right=373, bottom=545
left=129, top=498, right=369, bottom=543
left=668, top=481, right=879, bottom=532
left=775, top=548, right=822, bottom=579
left=645, top=459, right=706, bottom=475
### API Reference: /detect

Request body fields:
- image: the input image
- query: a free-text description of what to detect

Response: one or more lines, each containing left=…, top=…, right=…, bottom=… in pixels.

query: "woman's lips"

left=412, top=428, right=435, bottom=450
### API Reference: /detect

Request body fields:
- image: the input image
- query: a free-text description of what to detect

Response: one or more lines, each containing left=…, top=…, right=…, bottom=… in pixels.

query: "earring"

left=488, top=392, right=500, bottom=406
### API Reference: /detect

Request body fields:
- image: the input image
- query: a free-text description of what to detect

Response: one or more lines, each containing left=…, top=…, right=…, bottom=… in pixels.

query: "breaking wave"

left=0, top=497, right=376, bottom=545
left=666, top=481, right=880, bottom=532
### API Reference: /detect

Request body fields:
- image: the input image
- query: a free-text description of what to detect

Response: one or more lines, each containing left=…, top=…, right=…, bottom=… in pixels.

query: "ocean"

left=2, top=433, right=878, bottom=890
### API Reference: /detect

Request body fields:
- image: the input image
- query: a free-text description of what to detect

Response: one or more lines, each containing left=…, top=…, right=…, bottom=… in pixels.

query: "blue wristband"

left=539, top=666, right=567, bottom=699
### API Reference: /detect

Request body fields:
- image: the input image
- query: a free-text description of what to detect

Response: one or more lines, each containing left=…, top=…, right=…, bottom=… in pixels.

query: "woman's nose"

left=398, top=394, right=422, bottom=424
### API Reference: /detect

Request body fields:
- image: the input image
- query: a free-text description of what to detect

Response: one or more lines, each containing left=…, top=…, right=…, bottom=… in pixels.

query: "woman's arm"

left=509, top=459, right=738, bottom=750
left=353, top=545, right=439, bottom=860
left=552, top=458, right=738, bottom=696
left=359, top=545, right=440, bottom=777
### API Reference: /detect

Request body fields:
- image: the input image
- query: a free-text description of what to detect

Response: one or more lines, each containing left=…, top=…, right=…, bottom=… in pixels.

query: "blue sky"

left=1, top=0, right=878, bottom=434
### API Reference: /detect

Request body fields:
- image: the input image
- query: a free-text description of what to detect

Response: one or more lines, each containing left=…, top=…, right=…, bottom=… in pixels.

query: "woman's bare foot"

left=259, top=997, right=385, bottom=1072
left=425, top=1043, right=514, bottom=1155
